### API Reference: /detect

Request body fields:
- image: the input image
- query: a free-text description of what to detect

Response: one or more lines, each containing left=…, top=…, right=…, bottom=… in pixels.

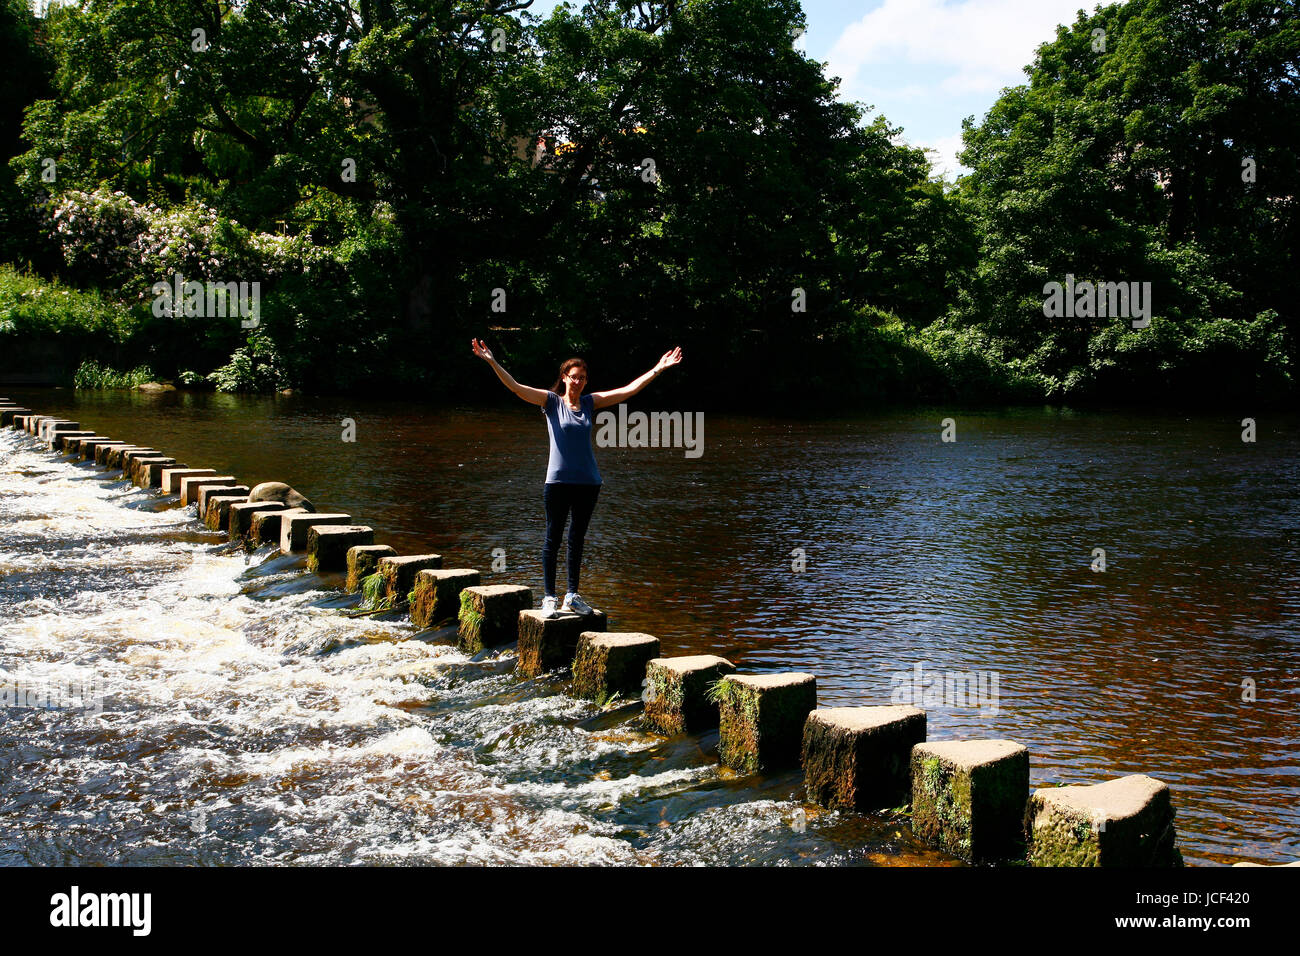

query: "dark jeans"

left=542, top=482, right=601, bottom=598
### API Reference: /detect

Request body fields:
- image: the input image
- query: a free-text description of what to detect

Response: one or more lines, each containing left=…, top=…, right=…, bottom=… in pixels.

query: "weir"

left=3, top=406, right=1193, bottom=868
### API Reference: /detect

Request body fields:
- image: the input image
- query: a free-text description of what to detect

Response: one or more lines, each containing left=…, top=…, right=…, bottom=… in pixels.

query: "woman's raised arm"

left=472, top=338, right=551, bottom=407
left=590, top=347, right=683, bottom=411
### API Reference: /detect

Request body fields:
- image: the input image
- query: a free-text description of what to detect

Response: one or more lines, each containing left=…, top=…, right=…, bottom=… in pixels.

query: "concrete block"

left=717, top=673, right=817, bottom=773
left=1, top=408, right=31, bottom=426
left=117, top=447, right=162, bottom=474
left=94, top=442, right=133, bottom=465
left=84, top=440, right=126, bottom=461
left=910, top=739, right=1029, bottom=864
left=1232, top=860, right=1300, bottom=867
left=204, top=494, right=249, bottom=531
left=251, top=507, right=306, bottom=545
left=161, top=468, right=216, bottom=495
left=30, top=418, right=61, bottom=438
left=52, top=430, right=95, bottom=451
left=39, top=420, right=80, bottom=441
left=515, top=608, right=609, bottom=677
left=346, top=545, right=398, bottom=593
left=410, top=568, right=481, bottom=628
left=106, top=446, right=157, bottom=470
left=1025, top=774, right=1182, bottom=867
left=131, top=457, right=178, bottom=487
left=179, top=476, right=237, bottom=507
left=197, top=483, right=249, bottom=518
left=802, top=706, right=928, bottom=813
left=378, top=554, right=443, bottom=604
left=280, top=513, right=353, bottom=553
left=457, top=585, right=532, bottom=653
left=643, top=655, right=737, bottom=736
left=306, top=525, right=375, bottom=572
left=64, top=435, right=107, bottom=455
left=572, top=632, right=661, bottom=704
left=227, top=501, right=289, bottom=540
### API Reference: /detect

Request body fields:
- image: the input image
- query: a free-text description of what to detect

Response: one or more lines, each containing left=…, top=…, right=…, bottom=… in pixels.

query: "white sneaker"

left=562, top=592, right=595, bottom=615
left=541, top=595, right=558, bottom=619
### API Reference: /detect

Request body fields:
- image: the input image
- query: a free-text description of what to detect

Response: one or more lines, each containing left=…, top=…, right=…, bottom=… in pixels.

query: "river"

left=1, top=387, right=1296, bottom=865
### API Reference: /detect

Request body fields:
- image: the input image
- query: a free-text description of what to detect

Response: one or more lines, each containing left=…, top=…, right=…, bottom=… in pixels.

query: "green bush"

left=206, top=330, right=291, bottom=392
left=0, top=264, right=138, bottom=341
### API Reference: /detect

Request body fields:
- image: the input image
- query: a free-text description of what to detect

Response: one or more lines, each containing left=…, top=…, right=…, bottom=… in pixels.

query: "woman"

left=472, top=339, right=683, bottom=618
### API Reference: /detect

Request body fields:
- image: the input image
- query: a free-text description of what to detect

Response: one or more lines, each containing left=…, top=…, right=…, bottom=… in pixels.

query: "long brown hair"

left=545, top=358, right=588, bottom=411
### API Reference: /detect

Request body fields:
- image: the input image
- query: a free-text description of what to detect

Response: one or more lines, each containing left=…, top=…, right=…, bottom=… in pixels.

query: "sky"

left=522, top=0, right=1113, bottom=180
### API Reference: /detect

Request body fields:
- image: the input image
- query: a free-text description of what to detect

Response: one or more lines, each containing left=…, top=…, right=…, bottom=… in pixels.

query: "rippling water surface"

left=1, top=389, right=1297, bottom=865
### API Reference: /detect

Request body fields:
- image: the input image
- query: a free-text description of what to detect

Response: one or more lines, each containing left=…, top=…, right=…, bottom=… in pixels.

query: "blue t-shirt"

left=543, top=391, right=602, bottom=485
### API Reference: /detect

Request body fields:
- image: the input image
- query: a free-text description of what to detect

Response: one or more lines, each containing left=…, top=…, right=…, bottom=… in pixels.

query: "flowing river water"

left=1, top=388, right=1297, bottom=866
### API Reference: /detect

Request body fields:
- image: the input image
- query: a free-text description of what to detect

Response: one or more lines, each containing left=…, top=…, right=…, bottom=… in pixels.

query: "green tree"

left=955, top=0, right=1297, bottom=401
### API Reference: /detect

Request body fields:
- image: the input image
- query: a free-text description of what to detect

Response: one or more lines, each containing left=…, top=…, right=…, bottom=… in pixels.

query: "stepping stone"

left=0, top=408, right=31, bottom=426
left=95, top=443, right=133, bottom=465
left=162, top=468, right=217, bottom=495
left=204, top=494, right=249, bottom=531
left=457, top=585, right=532, bottom=653
left=717, top=672, right=817, bottom=773
left=179, top=475, right=237, bottom=507
left=116, top=448, right=162, bottom=474
left=228, top=501, right=290, bottom=541
left=107, top=447, right=158, bottom=469
left=1232, top=860, right=1300, bottom=867
left=132, top=457, right=179, bottom=487
left=120, top=446, right=162, bottom=469
left=197, top=484, right=249, bottom=517
left=86, top=440, right=126, bottom=462
left=33, top=419, right=68, bottom=440
left=515, top=608, right=609, bottom=677
left=643, top=655, right=737, bottom=735
left=306, top=525, right=374, bottom=572
left=64, top=435, right=108, bottom=455
left=252, top=507, right=306, bottom=545
left=378, top=554, right=443, bottom=604
left=910, top=739, right=1028, bottom=863
left=346, top=545, right=397, bottom=593
left=40, top=420, right=80, bottom=441
left=1025, top=774, right=1182, bottom=867
left=410, top=568, right=481, bottom=628
left=52, top=430, right=94, bottom=451
left=572, top=632, right=661, bottom=705
left=280, top=513, right=353, bottom=553
left=802, top=705, right=928, bottom=813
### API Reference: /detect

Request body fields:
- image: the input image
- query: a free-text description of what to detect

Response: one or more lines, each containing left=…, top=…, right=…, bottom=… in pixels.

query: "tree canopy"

left=0, top=0, right=1294, bottom=405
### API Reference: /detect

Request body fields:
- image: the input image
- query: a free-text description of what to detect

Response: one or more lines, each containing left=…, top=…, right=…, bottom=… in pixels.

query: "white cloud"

left=828, top=0, right=1096, bottom=98
left=920, top=133, right=970, bottom=181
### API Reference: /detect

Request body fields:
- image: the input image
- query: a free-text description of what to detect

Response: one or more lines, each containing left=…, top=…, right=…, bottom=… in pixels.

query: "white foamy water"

left=1, top=430, right=875, bottom=867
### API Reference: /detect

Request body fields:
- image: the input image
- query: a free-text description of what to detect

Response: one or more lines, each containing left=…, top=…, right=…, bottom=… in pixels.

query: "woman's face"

left=564, top=366, right=587, bottom=394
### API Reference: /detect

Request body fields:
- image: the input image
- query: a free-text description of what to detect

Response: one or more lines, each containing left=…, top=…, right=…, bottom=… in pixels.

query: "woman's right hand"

left=471, top=338, right=495, bottom=363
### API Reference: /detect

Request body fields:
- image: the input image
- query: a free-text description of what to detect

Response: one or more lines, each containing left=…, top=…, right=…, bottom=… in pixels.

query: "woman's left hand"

left=655, top=346, right=683, bottom=373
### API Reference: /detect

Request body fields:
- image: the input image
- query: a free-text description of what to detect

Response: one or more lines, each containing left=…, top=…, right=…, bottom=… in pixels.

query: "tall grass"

left=73, top=360, right=156, bottom=389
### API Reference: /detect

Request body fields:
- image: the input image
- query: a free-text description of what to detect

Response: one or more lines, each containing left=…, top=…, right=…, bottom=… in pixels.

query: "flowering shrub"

left=47, top=188, right=323, bottom=299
